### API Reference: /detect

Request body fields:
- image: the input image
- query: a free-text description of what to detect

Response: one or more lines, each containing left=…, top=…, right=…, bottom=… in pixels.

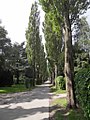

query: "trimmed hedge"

left=55, top=76, right=66, bottom=90
left=75, top=68, right=90, bottom=119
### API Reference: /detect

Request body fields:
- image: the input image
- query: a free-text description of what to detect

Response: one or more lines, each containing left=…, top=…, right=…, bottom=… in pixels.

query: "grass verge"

left=50, top=98, right=86, bottom=120
left=52, top=98, right=67, bottom=108
left=0, top=84, right=31, bottom=94
left=50, top=86, right=86, bottom=120
left=50, top=86, right=66, bottom=94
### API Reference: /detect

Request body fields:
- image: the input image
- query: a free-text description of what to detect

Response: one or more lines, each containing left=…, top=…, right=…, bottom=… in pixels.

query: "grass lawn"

left=0, top=84, right=31, bottom=94
left=50, top=86, right=86, bottom=120
left=50, top=86, right=66, bottom=94
left=54, top=108, right=86, bottom=120
left=52, top=98, right=67, bottom=108
left=51, top=98, right=86, bottom=120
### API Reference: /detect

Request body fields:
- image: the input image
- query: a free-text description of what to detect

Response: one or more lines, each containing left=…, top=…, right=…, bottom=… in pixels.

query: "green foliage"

left=40, top=0, right=90, bottom=108
left=39, top=0, right=90, bottom=26
left=26, top=1, right=40, bottom=86
left=55, top=76, right=66, bottom=90
left=0, top=70, right=13, bottom=87
left=26, top=1, right=48, bottom=85
left=26, top=1, right=40, bottom=65
left=50, top=87, right=86, bottom=120
left=0, top=22, right=12, bottom=70
left=0, top=24, right=7, bottom=38
left=44, top=12, right=63, bottom=79
left=75, top=68, right=90, bottom=119
left=74, top=17, right=90, bottom=52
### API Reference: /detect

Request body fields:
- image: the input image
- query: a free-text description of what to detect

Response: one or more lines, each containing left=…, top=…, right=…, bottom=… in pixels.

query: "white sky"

left=84, top=9, right=90, bottom=25
left=0, top=0, right=90, bottom=44
left=0, top=0, right=45, bottom=44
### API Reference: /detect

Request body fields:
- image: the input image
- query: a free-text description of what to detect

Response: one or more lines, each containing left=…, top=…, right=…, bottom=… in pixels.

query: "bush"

left=0, top=70, right=13, bottom=87
left=55, top=76, right=66, bottom=90
left=75, top=68, right=90, bottom=119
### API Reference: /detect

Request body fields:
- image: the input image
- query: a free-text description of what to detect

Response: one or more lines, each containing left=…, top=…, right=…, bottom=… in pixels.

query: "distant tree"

left=0, top=22, right=13, bottom=86
left=0, top=21, right=28, bottom=85
left=73, top=17, right=90, bottom=68
left=39, top=43, right=48, bottom=84
left=74, top=17, right=90, bottom=52
left=43, top=13, right=63, bottom=84
left=11, top=42, right=27, bottom=84
left=26, top=1, right=43, bottom=86
left=0, top=22, right=12, bottom=70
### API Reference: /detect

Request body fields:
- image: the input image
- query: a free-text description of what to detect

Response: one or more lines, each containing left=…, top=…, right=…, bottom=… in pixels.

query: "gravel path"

left=0, top=81, right=51, bottom=120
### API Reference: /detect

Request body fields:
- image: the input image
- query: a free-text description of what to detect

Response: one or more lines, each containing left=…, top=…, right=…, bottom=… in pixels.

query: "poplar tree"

left=43, top=13, right=63, bottom=84
left=39, top=0, right=90, bottom=108
left=26, top=1, right=40, bottom=86
left=26, top=1, right=47, bottom=85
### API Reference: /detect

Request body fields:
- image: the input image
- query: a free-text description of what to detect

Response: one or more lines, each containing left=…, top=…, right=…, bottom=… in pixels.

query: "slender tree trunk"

left=52, top=71, right=55, bottom=85
left=36, top=67, right=40, bottom=85
left=33, top=56, right=36, bottom=87
left=63, top=5, right=76, bottom=108
left=50, top=73, right=53, bottom=84
left=16, top=69, right=19, bottom=84
left=55, top=63, right=58, bottom=78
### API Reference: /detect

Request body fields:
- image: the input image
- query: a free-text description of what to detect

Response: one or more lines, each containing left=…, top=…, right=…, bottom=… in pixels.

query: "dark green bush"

left=55, top=76, right=66, bottom=90
left=0, top=70, right=13, bottom=87
left=75, top=68, right=90, bottom=119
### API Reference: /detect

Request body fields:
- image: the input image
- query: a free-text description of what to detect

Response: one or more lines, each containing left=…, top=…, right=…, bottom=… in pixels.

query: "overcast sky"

left=0, top=0, right=90, bottom=44
left=0, top=0, right=44, bottom=44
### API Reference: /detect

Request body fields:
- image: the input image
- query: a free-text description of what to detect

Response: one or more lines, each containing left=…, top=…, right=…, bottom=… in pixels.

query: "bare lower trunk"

left=33, top=60, right=35, bottom=87
left=63, top=5, right=76, bottom=108
left=16, top=70, right=19, bottom=84
left=55, top=63, right=58, bottom=78
left=51, top=71, right=55, bottom=85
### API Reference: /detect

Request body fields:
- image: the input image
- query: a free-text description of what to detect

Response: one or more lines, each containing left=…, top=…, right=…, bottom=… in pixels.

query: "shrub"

left=75, top=68, right=90, bottom=119
left=55, top=76, right=66, bottom=90
left=0, top=70, right=13, bottom=87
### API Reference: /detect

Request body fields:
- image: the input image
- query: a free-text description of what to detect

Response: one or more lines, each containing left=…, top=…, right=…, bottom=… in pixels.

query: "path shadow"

left=0, top=83, right=52, bottom=105
left=0, top=105, right=49, bottom=120
left=0, top=82, right=51, bottom=120
left=49, top=105, right=67, bottom=120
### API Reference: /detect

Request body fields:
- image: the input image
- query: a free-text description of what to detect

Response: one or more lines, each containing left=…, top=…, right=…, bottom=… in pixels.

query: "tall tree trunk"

left=63, top=5, right=76, bottom=108
left=16, top=69, right=19, bottom=84
left=33, top=46, right=35, bottom=85
left=36, top=67, right=40, bottom=85
left=50, top=73, right=53, bottom=84
left=51, top=71, right=55, bottom=85
left=55, top=63, right=58, bottom=78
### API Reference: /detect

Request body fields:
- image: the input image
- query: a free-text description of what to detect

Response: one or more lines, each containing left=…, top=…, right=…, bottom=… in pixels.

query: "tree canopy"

left=26, top=1, right=48, bottom=86
left=39, top=0, right=90, bottom=108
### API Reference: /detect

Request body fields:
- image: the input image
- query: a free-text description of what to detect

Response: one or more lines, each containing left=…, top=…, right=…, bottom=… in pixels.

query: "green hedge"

left=75, top=68, right=90, bottom=119
left=55, top=76, right=66, bottom=90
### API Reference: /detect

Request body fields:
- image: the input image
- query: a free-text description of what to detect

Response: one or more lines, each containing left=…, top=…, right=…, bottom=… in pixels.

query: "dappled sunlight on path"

left=0, top=81, right=51, bottom=120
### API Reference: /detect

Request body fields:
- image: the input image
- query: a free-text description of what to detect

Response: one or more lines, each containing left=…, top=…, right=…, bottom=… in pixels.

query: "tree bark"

left=63, top=5, right=76, bottom=108
left=16, top=69, right=19, bottom=84
left=51, top=71, right=55, bottom=85
left=55, top=63, right=58, bottom=78
left=33, top=58, right=36, bottom=87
